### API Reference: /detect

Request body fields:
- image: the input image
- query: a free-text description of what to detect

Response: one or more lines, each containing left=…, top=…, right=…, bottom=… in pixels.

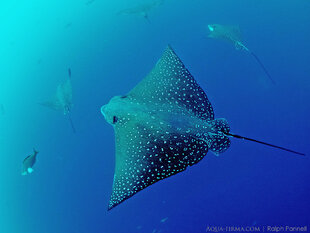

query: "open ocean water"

left=0, top=0, right=309, bottom=233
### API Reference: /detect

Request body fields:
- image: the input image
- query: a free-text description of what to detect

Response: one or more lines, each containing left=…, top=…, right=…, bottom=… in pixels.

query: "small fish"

left=68, top=68, right=72, bottom=78
left=101, top=45, right=304, bottom=210
left=85, top=0, right=95, bottom=6
left=22, top=149, right=39, bottom=176
left=64, top=22, right=72, bottom=29
left=160, top=217, right=168, bottom=223
left=207, top=24, right=276, bottom=84
left=117, top=0, right=164, bottom=23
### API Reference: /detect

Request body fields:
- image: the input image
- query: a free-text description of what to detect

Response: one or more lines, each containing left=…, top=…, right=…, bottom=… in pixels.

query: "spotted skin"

left=102, top=46, right=230, bottom=210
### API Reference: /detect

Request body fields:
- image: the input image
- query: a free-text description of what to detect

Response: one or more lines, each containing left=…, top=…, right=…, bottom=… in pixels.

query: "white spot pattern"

left=105, top=46, right=230, bottom=210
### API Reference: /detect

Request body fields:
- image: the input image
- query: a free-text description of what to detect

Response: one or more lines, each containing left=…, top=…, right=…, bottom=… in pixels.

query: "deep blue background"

left=0, top=0, right=309, bottom=232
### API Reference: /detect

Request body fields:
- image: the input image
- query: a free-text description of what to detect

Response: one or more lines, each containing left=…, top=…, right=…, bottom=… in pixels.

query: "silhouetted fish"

left=40, top=69, right=76, bottom=133
left=85, top=0, right=95, bottom=6
left=101, top=46, right=304, bottom=210
left=22, top=149, right=39, bottom=175
left=64, top=22, right=72, bottom=29
left=207, top=24, right=276, bottom=84
left=117, top=0, right=164, bottom=23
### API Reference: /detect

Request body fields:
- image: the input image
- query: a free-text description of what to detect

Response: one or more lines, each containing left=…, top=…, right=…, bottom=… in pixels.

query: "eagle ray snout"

left=101, top=105, right=106, bottom=118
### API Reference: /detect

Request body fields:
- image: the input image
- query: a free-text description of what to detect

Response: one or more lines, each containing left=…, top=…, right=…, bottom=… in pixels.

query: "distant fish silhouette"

left=117, top=0, right=164, bottom=23
left=85, top=0, right=95, bottom=6
left=64, top=22, right=72, bottom=29
left=22, top=148, right=39, bottom=175
left=40, top=69, right=76, bottom=133
left=101, top=46, right=304, bottom=210
left=207, top=24, right=275, bottom=84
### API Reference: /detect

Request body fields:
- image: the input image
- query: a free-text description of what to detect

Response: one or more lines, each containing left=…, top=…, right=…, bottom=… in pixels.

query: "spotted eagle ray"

left=207, top=24, right=275, bottom=84
left=117, top=0, right=164, bottom=23
left=40, top=69, right=76, bottom=133
left=101, top=45, right=304, bottom=210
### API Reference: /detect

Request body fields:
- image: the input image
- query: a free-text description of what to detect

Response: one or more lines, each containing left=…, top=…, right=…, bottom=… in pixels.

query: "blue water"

left=0, top=0, right=309, bottom=232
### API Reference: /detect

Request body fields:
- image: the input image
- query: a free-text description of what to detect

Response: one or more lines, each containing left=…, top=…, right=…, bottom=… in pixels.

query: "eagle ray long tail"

left=68, top=114, right=76, bottom=133
left=226, top=132, right=305, bottom=156
left=236, top=42, right=275, bottom=84
left=250, top=51, right=276, bottom=84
